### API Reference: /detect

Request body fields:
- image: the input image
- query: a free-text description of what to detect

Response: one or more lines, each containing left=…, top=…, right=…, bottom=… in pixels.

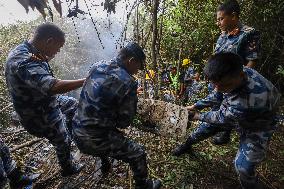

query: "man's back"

left=217, top=68, right=280, bottom=130
left=73, top=58, right=137, bottom=131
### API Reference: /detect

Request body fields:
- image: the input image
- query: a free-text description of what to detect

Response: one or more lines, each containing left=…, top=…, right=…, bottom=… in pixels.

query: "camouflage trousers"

left=20, top=95, right=78, bottom=169
left=0, top=138, right=17, bottom=188
left=189, top=122, right=274, bottom=189
left=73, top=128, right=148, bottom=184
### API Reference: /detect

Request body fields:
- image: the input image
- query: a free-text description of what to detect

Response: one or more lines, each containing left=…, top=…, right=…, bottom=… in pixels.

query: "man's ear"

left=46, top=38, right=54, bottom=45
left=240, top=71, right=246, bottom=79
left=231, top=12, right=238, bottom=20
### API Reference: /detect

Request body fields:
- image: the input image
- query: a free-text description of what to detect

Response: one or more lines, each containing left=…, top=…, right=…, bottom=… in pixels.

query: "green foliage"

left=277, top=65, right=284, bottom=76
left=137, top=0, right=284, bottom=91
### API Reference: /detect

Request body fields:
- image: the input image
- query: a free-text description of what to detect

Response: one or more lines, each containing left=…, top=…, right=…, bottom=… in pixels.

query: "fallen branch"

left=0, top=128, right=25, bottom=135
left=11, top=138, right=43, bottom=152
left=0, top=103, right=13, bottom=113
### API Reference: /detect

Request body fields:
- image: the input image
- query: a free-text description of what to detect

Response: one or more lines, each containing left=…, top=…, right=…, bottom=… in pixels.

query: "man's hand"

left=186, top=104, right=196, bottom=111
left=50, top=78, right=86, bottom=94
left=137, top=87, right=144, bottom=94
left=188, top=110, right=200, bottom=121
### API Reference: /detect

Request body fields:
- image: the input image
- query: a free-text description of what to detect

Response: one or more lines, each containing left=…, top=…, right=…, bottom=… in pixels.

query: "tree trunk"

left=151, top=0, right=159, bottom=98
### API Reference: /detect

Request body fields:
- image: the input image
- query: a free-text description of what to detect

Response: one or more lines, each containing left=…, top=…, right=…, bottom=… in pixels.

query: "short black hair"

left=33, top=23, right=65, bottom=41
left=217, top=0, right=240, bottom=17
left=118, top=42, right=146, bottom=63
left=204, top=52, right=243, bottom=82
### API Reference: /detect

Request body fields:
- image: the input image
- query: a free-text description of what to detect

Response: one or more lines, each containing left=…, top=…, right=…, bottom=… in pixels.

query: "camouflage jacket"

left=215, top=23, right=260, bottom=64
left=197, top=68, right=280, bottom=131
left=73, top=57, right=138, bottom=131
left=5, top=41, right=60, bottom=125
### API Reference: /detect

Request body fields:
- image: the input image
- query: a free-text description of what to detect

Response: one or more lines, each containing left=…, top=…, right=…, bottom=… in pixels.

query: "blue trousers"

left=20, top=95, right=78, bottom=169
left=0, top=138, right=17, bottom=188
left=189, top=122, right=274, bottom=188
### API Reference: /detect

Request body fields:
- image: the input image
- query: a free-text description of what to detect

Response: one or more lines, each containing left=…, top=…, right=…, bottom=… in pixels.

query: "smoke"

left=50, top=1, right=136, bottom=97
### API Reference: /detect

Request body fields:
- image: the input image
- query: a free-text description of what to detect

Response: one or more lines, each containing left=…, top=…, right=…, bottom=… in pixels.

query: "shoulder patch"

left=242, top=25, right=255, bottom=33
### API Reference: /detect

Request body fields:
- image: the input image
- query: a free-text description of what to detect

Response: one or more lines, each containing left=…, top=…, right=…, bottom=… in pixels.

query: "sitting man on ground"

left=172, top=52, right=280, bottom=189
left=5, top=23, right=85, bottom=177
left=72, top=42, right=161, bottom=189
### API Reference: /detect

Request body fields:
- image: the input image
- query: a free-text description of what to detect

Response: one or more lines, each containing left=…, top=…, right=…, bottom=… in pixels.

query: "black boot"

left=8, top=167, right=40, bottom=189
left=212, top=131, right=231, bottom=145
left=135, top=179, right=162, bottom=189
left=172, top=137, right=194, bottom=157
left=101, top=158, right=111, bottom=176
left=61, top=162, right=85, bottom=177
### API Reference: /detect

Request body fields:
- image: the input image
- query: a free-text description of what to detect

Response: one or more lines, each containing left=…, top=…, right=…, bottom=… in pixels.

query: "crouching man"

left=72, top=42, right=161, bottom=189
left=172, top=52, right=280, bottom=189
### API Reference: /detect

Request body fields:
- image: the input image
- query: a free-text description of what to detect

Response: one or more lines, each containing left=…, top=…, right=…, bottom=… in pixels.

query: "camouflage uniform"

left=206, top=24, right=261, bottom=142
left=189, top=68, right=280, bottom=188
left=73, top=57, right=148, bottom=185
left=0, top=138, right=17, bottom=188
left=5, top=41, right=78, bottom=169
left=186, top=80, right=205, bottom=104
left=215, top=24, right=260, bottom=62
left=208, top=23, right=260, bottom=95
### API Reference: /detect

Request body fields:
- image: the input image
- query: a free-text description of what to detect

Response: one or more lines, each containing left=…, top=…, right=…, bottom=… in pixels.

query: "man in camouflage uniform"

left=0, top=138, right=39, bottom=188
left=72, top=42, right=161, bottom=189
left=172, top=53, right=280, bottom=189
left=5, top=23, right=85, bottom=177
left=211, top=0, right=261, bottom=145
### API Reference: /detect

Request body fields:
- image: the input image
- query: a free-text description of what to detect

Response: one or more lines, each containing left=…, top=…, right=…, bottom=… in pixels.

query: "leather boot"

left=135, top=179, right=162, bottom=189
left=212, top=131, right=231, bottom=145
left=8, top=167, right=40, bottom=189
left=172, top=137, right=194, bottom=157
left=61, top=162, right=84, bottom=177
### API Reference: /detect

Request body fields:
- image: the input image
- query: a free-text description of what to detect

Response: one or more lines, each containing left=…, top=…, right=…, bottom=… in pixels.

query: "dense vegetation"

left=134, top=0, right=284, bottom=90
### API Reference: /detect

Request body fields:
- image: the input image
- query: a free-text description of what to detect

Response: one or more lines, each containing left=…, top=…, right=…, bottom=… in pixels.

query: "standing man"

left=172, top=53, right=280, bottom=189
left=5, top=23, right=85, bottom=177
left=212, top=0, right=261, bottom=144
left=72, top=42, right=161, bottom=189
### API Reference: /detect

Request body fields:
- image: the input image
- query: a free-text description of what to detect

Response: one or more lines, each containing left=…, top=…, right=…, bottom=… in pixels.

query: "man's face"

left=44, top=37, right=65, bottom=59
left=126, top=57, right=143, bottom=75
left=216, top=11, right=235, bottom=32
left=211, top=72, right=244, bottom=93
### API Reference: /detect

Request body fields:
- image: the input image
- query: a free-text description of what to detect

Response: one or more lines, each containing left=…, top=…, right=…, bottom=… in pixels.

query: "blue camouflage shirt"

left=5, top=41, right=60, bottom=126
left=197, top=68, right=280, bottom=131
left=215, top=23, right=260, bottom=64
left=73, top=57, right=138, bottom=131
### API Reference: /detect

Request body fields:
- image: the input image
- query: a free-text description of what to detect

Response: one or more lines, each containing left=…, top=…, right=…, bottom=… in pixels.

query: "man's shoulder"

left=240, top=25, right=257, bottom=34
left=89, top=59, right=135, bottom=88
left=7, top=42, right=31, bottom=64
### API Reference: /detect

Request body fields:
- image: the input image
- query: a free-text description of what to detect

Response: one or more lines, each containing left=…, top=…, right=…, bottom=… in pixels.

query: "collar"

left=24, top=41, right=48, bottom=62
left=223, top=22, right=243, bottom=37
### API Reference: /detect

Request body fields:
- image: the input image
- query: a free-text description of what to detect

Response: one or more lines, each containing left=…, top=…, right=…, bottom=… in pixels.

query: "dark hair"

left=33, top=23, right=65, bottom=41
left=217, top=0, right=240, bottom=17
left=118, top=42, right=146, bottom=63
left=204, top=52, right=243, bottom=82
